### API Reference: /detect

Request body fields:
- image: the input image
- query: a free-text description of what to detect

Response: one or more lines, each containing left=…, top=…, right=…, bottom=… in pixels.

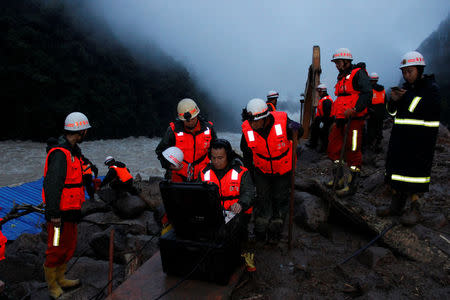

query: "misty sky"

left=84, top=0, right=449, bottom=120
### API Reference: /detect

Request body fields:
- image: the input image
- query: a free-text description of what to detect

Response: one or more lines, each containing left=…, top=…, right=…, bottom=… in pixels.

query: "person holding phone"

left=377, top=51, right=441, bottom=226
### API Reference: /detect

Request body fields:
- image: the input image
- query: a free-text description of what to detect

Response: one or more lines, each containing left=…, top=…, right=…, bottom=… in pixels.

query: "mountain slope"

left=0, top=0, right=218, bottom=141
left=417, top=13, right=450, bottom=127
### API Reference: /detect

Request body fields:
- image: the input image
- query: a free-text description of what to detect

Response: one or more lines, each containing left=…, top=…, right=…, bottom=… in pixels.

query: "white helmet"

left=162, top=147, right=184, bottom=168
left=331, top=48, right=353, bottom=61
left=317, top=83, right=327, bottom=91
left=400, top=51, right=426, bottom=69
left=177, top=98, right=200, bottom=121
left=64, top=112, right=91, bottom=131
left=247, top=98, right=269, bottom=120
left=370, top=72, right=379, bottom=81
left=267, top=90, right=279, bottom=99
left=104, top=156, right=115, bottom=165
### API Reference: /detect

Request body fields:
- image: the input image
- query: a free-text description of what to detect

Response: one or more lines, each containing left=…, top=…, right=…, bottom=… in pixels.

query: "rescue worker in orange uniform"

left=241, top=98, right=302, bottom=244
left=327, top=48, right=372, bottom=197
left=42, top=112, right=90, bottom=299
left=266, top=90, right=279, bottom=111
left=156, top=98, right=217, bottom=182
left=366, top=72, right=387, bottom=153
left=100, top=156, right=139, bottom=196
left=306, top=83, right=334, bottom=152
left=199, top=139, right=256, bottom=271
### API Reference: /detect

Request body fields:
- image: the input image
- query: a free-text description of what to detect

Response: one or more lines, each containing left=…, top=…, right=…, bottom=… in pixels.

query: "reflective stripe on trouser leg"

left=352, top=130, right=358, bottom=151
left=391, top=174, right=430, bottom=183
left=345, top=120, right=364, bottom=168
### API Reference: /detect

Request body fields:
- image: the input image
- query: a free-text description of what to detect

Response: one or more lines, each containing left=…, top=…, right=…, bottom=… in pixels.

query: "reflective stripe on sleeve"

left=394, top=118, right=439, bottom=127
left=386, top=102, right=397, bottom=116
left=391, top=174, right=430, bottom=183
left=351, top=130, right=357, bottom=151
left=408, top=96, right=422, bottom=113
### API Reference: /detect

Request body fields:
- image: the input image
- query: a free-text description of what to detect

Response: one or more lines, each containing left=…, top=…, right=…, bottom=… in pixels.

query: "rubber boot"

left=56, top=263, right=80, bottom=289
left=400, top=195, right=423, bottom=226
left=241, top=252, right=256, bottom=272
left=376, top=191, right=407, bottom=217
left=336, top=171, right=360, bottom=197
left=326, top=163, right=344, bottom=188
left=44, top=265, right=63, bottom=299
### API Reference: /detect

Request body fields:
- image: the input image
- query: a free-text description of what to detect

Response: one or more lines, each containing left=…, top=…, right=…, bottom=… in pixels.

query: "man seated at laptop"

left=199, top=139, right=256, bottom=272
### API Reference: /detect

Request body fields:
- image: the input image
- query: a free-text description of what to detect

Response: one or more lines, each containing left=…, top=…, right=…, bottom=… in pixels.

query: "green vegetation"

left=0, top=0, right=220, bottom=141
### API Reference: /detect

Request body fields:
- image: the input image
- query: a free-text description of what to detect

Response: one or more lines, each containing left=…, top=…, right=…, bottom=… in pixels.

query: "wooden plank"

left=294, top=178, right=450, bottom=269
left=301, top=46, right=321, bottom=139
left=108, top=251, right=244, bottom=300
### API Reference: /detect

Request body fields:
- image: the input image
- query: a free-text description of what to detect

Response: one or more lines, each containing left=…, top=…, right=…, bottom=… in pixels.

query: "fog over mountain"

left=78, top=0, right=449, bottom=126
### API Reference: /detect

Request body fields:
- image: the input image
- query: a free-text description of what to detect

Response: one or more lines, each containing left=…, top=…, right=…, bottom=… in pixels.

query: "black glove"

left=91, top=164, right=99, bottom=178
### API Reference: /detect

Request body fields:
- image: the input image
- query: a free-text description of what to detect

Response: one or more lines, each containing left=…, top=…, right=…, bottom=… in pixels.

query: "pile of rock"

left=0, top=176, right=164, bottom=299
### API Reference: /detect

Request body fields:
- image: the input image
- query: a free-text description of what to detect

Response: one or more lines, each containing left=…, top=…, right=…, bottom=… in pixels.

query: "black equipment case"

left=160, top=229, right=241, bottom=285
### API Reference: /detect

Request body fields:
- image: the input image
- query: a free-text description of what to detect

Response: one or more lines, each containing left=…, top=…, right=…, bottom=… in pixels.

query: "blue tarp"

left=0, top=177, right=103, bottom=240
left=0, top=178, right=45, bottom=240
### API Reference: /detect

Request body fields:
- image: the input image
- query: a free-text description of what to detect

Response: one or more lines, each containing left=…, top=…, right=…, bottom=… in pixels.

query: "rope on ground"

left=306, top=221, right=398, bottom=273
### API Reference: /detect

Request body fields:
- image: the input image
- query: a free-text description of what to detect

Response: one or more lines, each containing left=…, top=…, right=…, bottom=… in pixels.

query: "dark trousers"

left=253, top=171, right=291, bottom=234
left=366, top=104, right=385, bottom=148
left=111, top=178, right=139, bottom=195
left=83, top=174, right=95, bottom=200
left=309, top=116, right=332, bottom=150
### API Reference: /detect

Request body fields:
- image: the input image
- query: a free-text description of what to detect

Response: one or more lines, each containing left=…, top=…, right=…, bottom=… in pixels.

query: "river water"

left=0, top=132, right=242, bottom=187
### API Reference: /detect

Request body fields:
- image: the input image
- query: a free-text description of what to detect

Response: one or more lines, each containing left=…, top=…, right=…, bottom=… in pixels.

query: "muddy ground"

left=230, top=125, right=450, bottom=299
left=0, top=124, right=449, bottom=300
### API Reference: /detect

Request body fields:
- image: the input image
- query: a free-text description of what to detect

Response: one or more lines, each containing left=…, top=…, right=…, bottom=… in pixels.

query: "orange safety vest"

left=200, top=166, right=253, bottom=214
left=81, top=158, right=93, bottom=176
left=169, top=121, right=212, bottom=182
left=316, top=95, right=333, bottom=117
left=332, top=68, right=367, bottom=119
left=242, top=111, right=292, bottom=175
left=42, top=147, right=85, bottom=211
left=0, top=220, right=6, bottom=261
left=110, top=165, right=133, bottom=182
left=372, top=89, right=385, bottom=105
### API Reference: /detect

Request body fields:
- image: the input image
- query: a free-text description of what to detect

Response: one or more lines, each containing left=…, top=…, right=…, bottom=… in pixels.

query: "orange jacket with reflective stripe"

left=242, top=111, right=292, bottom=175
left=372, top=89, right=385, bottom=105
left=169, top=122, right=212, bottom=181
left=200, top=166, right=253, bottom=214
left=316, top=95, right=333, bottom=117
left=110, top=165, right=133, bottom=182
left=43, top=147, right=85, bottom=211
left=332, top=68, right=367, bottom=119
